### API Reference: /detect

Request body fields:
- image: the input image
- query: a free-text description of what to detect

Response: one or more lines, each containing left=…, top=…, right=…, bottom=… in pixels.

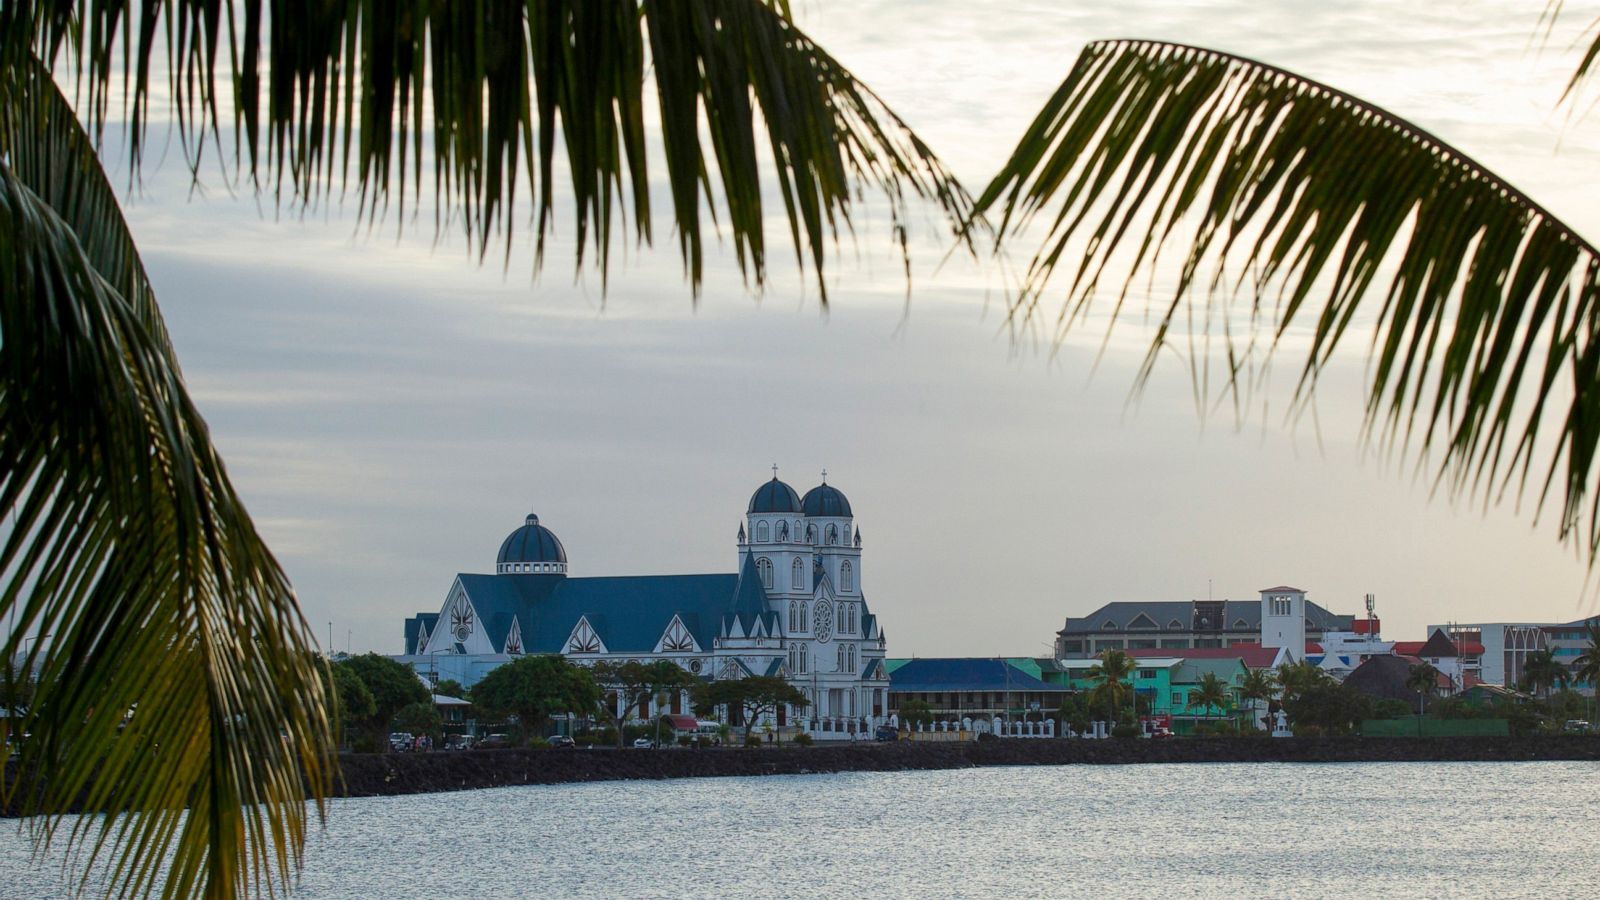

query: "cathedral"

left=397, top=472, right=891, bottom=736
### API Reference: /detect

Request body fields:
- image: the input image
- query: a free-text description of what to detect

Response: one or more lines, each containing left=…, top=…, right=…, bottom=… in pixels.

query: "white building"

left=1259, top=586, right=1309, bottom=663
left=395, top=472, right=890, bottom=737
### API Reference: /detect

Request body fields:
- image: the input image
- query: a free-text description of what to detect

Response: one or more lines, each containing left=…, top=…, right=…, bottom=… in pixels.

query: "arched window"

left=792, top=558, right=805, bottom=590
left=826, top=524, right=838, bottom=545
left=757, top=557, right=773, bottom=590
left=777, top=521, right=789, bottom=542
left=755, top=520, right=770, bottom=542
left=805, top=523, right=816, bottom=543
left=841, top=561, right=854, bottom=592
left=838, top=602, right=847, bottom=632
left=788, top=600, right=799, bottom=631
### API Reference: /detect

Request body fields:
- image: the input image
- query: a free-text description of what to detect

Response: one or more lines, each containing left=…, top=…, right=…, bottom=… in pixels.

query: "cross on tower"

left=771, top=463, right=779, bottom=478
left=821, top=468, right=827, bottom=483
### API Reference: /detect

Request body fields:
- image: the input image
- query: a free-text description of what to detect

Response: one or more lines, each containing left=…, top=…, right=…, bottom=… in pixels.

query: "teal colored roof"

left=748, top=477, right=802, bottom=513
left=889, top=658, right=1070, bottom=694
left=497, top=514, right=567, bottom=565
left=801, top=483, right=852, bottom=517
left=404, top=613, right=440, bottom=654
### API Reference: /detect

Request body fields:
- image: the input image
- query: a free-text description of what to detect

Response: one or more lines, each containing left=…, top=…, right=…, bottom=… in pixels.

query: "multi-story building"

left=1423, top=622, right=1547, bottom=688
left=394, top=472, right=891, bottom=737
left=1055, top=588, right=1353, bottom=658
left=1545, top=616, right=1599, bottom=695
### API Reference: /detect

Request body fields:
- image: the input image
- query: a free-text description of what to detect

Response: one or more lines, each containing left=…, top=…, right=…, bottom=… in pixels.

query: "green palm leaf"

left=18, top=0, right=971, bottom=301
left=976, top=39, right=1600, bottom=560
left=1, top=60, right=333, bottom=900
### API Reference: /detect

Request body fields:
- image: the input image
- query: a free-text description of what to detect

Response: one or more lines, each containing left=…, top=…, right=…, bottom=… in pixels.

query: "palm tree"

left=1191, top=672, right=1231, bottom=730
left=1573, top=620, right=1600, bottom=690
left=1085, top=648, right=1138, bottom=725
left=1407, top=662, right=1442, bottom=716
left=1239, top=668, right=1278, bottom=732
left=1, top=3, right=966, bottom=896
left=1275, top=660, right=1330, bottom=707
left=1522, top=649, right=1569, bottom=703
left=973, top=15, right=1600, bottom=568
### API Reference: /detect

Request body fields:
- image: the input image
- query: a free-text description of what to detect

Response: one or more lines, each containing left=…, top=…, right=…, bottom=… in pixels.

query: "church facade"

left=395, top=473, right=890, bottom=737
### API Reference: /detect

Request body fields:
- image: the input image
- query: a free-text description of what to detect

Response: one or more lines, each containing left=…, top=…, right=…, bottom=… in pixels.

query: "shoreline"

left=329, top=735, right=1600, bottom=800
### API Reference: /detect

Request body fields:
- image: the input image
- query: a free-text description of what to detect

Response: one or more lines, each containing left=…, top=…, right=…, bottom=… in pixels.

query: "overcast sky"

left=108, top=1, right=1600, bottom=655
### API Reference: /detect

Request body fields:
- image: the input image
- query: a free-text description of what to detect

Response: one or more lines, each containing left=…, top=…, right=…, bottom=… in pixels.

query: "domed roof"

left=747, top=476, right=802, bottom=513
left=801, top=483, right=852, bottom=517
left=497, top=513, right=567, bottom=565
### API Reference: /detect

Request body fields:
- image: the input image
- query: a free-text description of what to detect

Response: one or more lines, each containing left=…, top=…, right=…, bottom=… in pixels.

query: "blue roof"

left=748, top=477, right=802, bottom=513
left=497, top=514, right=567, bottom=565
left=403, top=613, right=440, bottom=655
left=801, top=483, right=851, bottom=517
left=453, top=564, right=773, bottom=654
left=888, top=658, right=1070, bottom=694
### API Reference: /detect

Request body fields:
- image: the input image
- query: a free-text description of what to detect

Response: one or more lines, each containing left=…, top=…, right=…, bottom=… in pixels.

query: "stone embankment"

left=332, top=736, right=1600, bottom=799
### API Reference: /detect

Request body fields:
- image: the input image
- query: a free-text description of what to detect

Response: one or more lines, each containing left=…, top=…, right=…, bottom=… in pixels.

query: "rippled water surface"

left=3, top=762, right=1597, bottom=897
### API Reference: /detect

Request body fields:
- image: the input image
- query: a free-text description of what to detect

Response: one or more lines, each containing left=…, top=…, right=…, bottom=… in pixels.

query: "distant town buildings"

left=1054, top=590, right=1353, bottom=658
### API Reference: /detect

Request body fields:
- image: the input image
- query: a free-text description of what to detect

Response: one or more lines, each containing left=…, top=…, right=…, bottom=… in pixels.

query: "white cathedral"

left=397, top=472, right=890, bottom=736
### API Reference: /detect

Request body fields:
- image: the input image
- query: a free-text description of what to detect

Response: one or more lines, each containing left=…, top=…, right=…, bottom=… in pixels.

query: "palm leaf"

left=17, top=0, right=972, bottom=301
left=975, top=39, right=1600, bottom=561
left=1, top=59, right=334, bottom=899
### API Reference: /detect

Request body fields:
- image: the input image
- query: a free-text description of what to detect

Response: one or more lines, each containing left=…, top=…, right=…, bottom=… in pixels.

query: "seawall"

left=331, top=736, right=1600, bottom=799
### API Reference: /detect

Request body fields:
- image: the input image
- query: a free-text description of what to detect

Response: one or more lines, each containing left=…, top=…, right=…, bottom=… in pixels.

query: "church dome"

left=497, top=513, right=567, bottom=566
left=801, top=483, right=852, bottom=517
left=747, top=476, right=802, bottom=513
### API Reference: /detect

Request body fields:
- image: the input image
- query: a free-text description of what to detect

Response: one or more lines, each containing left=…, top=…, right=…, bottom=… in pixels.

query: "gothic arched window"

left=792, top=558, right=805, bottom=591
left=756, top=520, right=770, bottom=542
left=788, top=600, right=799, bottom=632
left=777, top=521, right=789, bottom=542
left=826, top=524, right=838, bottom=545
left=757, top=557, right=773, bottom=590
left=841, top=561, right=854, bottom=592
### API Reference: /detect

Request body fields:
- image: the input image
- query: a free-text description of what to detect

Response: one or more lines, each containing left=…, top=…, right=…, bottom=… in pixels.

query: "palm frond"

left=17, top=0, right=971, bottom=300
left=975, top=39, right=1600, bottom=561
left=0, top=61, right=334, bottom=899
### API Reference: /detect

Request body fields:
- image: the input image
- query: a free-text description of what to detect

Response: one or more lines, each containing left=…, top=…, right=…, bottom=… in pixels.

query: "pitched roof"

left=1342, top=655, right=1420, bottom=702
left=404, top=613, right=440, bottom=655
left=889, top=658, right=1072, bottom=693
left=1127, top=646, right=1282, bottom=668
left=1259, top=585, right=1306, bottom=593
left=1417, top=630, right=1460, bottom=657
left=1060, top=600, right=1352, bottom=634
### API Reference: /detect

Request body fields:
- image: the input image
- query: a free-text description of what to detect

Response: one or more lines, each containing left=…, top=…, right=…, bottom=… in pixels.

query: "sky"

left=95, top=1, right=1600, bottom=655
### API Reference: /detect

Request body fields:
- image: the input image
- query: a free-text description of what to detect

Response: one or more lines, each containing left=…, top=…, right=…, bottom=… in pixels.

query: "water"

left=2, top=762, right=1597, bottom=897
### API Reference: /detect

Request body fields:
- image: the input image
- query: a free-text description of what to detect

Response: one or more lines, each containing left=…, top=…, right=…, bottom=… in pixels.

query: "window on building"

left=1172, top=692, right=1183, bottom=705
left=1160, top=639, right=1189, bottom=649
left=792, top=558, right=805, bottom=590
left=841, top=561, right=854, bottom=592
left=757, top=557, right=773, bottom=590
left=826, top=524, right=838, bottom=545
left=1271, top=597, right=1292, bottom=616
left=756, top=521, right=769, bottom=542
left=777, top=521, right=789, bottom=542
left=1130, top=639, right=1157, bottom=649
left=789, top=600, right=799, bottom=632
left=1136, top=669, right=1156, bottom=680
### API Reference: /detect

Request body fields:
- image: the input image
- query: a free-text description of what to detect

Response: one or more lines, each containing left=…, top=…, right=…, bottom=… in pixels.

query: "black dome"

left=748, top=477, right=802, bottom=513
left=497, top=514, right=567, bottom=565
left=801, top=483, right=852, bottom=517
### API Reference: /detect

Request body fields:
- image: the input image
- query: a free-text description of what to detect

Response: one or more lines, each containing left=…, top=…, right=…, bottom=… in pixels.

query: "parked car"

left=388, top=732, right=413, bottom=752
left=443, top=734, right=473, bottom=751
left=1564, top=720, right=1592, bottom=734
left=477, top=733, right=512, bottom=749
left=632, top=737, right=656, bottom=749
left=874, top=725, right=899, bottom=742
left=547, top=735, right=576, bottom=749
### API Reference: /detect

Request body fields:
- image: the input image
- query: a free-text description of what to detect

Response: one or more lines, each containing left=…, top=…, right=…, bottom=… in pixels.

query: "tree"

left=1191, top=673, right=1231, bottom=729
left=2, top=4, right=962, bottom=893
left=1407, top=663, right=1442, bottom=719
left=591, top=659, right=700, bottom=748
left=1239, top=669, right=1279, bottom=732
left=1572, top=620, right=1600, bottom=690
left=338, top=654, right=432, bottom=752
left=392, top=702, right=444, bottom=747
left=692, top=676, right=808, bottom=742
left=1056, top=693, right=1092, bottom=737
left=434, top=680, right=467, bottom=700
left=1085, top=649, right=1138, bottom=724
left=326, top=663, right=376, bottom=749
left=897, top=698, right=934, bottom=730
left=1276, top=661, right=1332, bottom=708
left=1521, top=650, right=1569, bottom=702
left=470, top=655, right=601, bottom=745
left=1281, top=683, right=1371, bottom=735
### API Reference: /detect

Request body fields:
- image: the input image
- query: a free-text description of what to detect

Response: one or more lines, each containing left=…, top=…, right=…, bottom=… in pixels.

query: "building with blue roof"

left=396, top=470, right=891, bottom=735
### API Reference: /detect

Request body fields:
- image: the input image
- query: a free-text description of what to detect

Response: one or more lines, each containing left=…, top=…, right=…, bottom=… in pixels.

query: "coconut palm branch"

left=0, top=57, right=333, bottom=899
left=1573, top=619, right=1600, bottom=687
left=16, top=0, right=971, bottom=301
left=1086, top=648, right=1137, bottom=721
left=1192, top=671, right=1229, bottom=718
left=1239, top=667, right=1277, bottom=730
left=975, top=37, right=1600, bottom=560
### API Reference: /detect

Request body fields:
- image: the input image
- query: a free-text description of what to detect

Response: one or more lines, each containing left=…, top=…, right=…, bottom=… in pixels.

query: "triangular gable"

left=1127, top=613, right=1159, bottom=630
left=504, top=617, right=524, bottom=655
left=1167, top=619, right=1184, bottom=630
left=565, top=615, right=607, bottom=655
left=718, top=657, right=757, bottom=680
left=1232, top=619, right=1250, bottom=629
left=763, top=658, right=786, bottom=677
left=655, top=615, right=701, bottom=654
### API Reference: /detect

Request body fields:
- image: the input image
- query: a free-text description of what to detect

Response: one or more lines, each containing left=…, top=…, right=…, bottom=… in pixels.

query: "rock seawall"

left=332, top=736, right=1600, bottom=799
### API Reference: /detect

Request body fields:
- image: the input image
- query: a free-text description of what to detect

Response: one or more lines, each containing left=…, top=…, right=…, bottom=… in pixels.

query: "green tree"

left=1, top=2, right=963, bottom=894
left=897, top=698, right=934, bottom=730
left=1571, top=620, right=1600, bottom=691
left=1521, top=650, right=1569, bottom=702
left=1407, top=663, right=1443, bottom=716
left=470, top=655, right=601, bottom=744
left=1239, top=669, right=1279, bottom=732
left=392, top=701, right=444, bottom=747
left=591, top=659, right=700, bottom=748
left=1085, top=649, right=1138, bottom=724
left=326, top=663, right=376, bottom=749
left=692, top=676, right=808, bottom=742
left=1276, top=661, right=1332, bottom=708
left=1281, top=683, right=1371, bottom=735
left=1191, top=672, right=1231, bottom=728
left=1056, top=693, right=1092, bottom=736
left=434, top=679, right=467, bottom=700
left=338, top=654, right=432, bottom=752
